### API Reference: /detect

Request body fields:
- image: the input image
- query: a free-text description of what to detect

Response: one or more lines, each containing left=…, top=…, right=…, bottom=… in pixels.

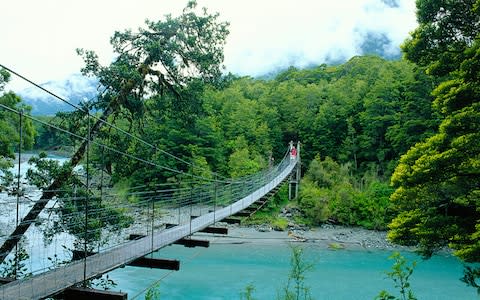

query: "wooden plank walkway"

left=0, top=160, right=297, bottom=300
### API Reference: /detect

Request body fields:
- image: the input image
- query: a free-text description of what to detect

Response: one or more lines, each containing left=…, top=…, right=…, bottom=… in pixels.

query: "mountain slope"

left=18, top=74, right=98, bottom=115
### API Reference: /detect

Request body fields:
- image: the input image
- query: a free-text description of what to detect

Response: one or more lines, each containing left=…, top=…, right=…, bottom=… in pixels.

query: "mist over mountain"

left=257, top=35, right=402, bottom=80
left=18, top=74, right=98, bottom=115
left=358, top=31, right=401, bottom=60
left=17, top=31, right=402, bottom=115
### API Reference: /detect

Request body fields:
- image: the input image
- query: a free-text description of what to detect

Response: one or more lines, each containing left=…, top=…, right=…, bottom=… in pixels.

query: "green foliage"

left=297, top=180, right=331, bottom=224
left=0, top=68, right=10, bottom=91
left=32, top=115, right=73, bottom=153
left=388, top=104, right=480, bottom=259
left=189, top=152, right=213, bottom=181
left=278, top=245, right=314, bottom=300
left=240, top=283, right=257, bottom=300
left=0, top=244, right=31, bottom=279
left=92, top=54, right=440, bottom=203
left=77, top=0, right=229, bottom=120
left=228, top=136, right=264, bottom=178
left=272, top=217, right=289, bottom=231
left=376, top=252, right=417, bottom=300
left=0, top=74, right=36, bottom=191
left=193, top=56, right=438, bottom=182
left=144, top=283, right=161, bottom=300
left=52, top=0, right=231, bottom=189
left=240, top=246, right=313, bottom=300
left=389, top=0, right=480, bottom=262
left=298, top=156, right=393, bottom=230
left=401, top=0, right=480, bottom=77
left=461, top=266, right=480, bottom=295
left=26, top=153, right=133, bottom=248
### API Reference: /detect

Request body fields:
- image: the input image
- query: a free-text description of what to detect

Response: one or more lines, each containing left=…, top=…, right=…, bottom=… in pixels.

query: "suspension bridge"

left=0, top=68, right=301, bottom=299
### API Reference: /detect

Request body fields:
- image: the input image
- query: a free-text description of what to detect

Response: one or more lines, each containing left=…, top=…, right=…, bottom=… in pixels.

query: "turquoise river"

left=106, top=242, right=477, bottom=300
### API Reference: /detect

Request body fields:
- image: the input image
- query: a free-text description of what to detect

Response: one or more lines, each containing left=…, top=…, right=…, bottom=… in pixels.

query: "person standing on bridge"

left=290, top=145, right=297, bottom=160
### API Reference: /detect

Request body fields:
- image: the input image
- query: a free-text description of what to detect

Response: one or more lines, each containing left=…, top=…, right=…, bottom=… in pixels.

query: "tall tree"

left=402, top=0, right=480, bottom=77
left=0, top=0, right=229, bottom=263
left=389, top=0, right=480, bottom=262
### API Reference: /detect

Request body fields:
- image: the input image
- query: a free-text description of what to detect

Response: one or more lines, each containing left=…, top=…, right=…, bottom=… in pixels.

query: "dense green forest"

left=0, top=0, right=479, bottom=279
left=21, top=55, right=440, bottom=232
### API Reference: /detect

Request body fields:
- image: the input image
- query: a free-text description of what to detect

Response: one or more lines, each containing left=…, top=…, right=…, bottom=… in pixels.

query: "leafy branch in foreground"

left=240, top=245, right=314, bottom=300
left=0, top=243, right=31, bottom=279
left=461, top=266, right=480, bottom=295
left=144, top=283, right=161, bottom=300
left=278, top=245, right=314, bottom=300
left=240, top=283, right=257, bottom=300
left=376, top=252, right=417, bottom=300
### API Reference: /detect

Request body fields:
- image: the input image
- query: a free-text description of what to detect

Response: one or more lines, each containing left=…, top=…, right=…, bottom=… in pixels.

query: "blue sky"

left=1, top=0, right=417, bottom=91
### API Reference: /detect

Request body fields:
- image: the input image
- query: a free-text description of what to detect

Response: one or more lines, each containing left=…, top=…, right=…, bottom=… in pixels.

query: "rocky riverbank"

left=194, top=204, right=414, bottom=251
left=195, top=223, right=414, bottom=252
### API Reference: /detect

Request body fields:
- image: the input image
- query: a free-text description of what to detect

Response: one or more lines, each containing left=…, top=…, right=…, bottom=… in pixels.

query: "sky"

left=1, top=0, right=418, bottom=92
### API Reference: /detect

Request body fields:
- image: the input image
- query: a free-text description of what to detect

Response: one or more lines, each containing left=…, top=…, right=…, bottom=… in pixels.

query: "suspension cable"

left=0, top=63, right=227, bottom=180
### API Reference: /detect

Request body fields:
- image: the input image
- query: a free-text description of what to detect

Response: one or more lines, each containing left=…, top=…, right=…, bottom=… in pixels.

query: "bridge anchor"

left=128, top=257, right=180, bottom=271
left=221, top=217, right=241, bottom=225
left=173, top=238, right=210, bottom=248
left=54, top=286, right=127, bottom=300
left=199, top=226, right=228, bottom=234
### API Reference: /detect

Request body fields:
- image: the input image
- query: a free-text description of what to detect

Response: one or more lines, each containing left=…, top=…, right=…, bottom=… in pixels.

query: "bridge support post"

left=288, top=178, right=298, bottom=200
left=288, top=142, right=301, bottom=200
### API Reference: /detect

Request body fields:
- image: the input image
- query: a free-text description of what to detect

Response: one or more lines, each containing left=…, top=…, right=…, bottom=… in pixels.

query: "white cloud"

left=0, top=0, right=417, bottom=91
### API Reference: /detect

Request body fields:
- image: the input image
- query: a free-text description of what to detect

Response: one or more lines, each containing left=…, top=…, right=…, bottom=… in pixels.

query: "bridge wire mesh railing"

left=0, top=100, right=294, bottom=284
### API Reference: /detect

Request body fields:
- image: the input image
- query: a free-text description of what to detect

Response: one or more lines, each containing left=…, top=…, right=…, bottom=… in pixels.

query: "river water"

left=107, top=242, right=477, bottom=300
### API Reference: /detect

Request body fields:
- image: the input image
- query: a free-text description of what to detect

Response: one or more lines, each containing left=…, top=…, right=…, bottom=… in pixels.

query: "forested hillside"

left=38, top=55, right=439, bottom=234
left=26, top=55, right=439, bottom=230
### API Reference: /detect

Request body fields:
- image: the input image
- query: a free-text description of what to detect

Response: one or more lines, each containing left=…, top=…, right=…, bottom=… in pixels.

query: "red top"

left=291, top=147, right=297, bottom=157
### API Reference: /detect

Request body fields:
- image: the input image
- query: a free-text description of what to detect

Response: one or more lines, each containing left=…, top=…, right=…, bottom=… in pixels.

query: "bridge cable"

left=0, top=63, right=228, bottom=181
left=0, top=102, right=229, bottom=183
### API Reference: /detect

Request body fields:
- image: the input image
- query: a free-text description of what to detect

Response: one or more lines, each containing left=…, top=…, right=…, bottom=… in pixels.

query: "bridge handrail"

left=0, top=147, right=299, bottom=300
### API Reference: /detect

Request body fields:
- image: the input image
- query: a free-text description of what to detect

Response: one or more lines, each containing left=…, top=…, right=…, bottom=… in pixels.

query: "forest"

left=0, top=0, right=479, bottom=290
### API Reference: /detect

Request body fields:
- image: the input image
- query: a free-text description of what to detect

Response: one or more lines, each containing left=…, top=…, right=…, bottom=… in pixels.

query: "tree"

left=25, top=152, right=133, bottom=249
left=228, top=136, right=264, bottom=178
left=402, top=0, right=480, bottom=77
left=0, top=0, right=229, bottom=263
left=0, top=68, right=9, bottom=91
left=0, top=69, right=35, bottom=192
left=389, top=0, right=480, bottom=263
left=298, top=156, right=393, bottom=229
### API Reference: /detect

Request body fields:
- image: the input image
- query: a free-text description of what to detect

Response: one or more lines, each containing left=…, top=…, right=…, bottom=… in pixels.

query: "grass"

left=272, top=217, right=289, bottom=231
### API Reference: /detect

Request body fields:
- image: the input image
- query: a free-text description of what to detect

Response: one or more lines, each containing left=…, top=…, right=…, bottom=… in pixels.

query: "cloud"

left=381, top=0, right=400, bottom=8
left=0, top=0, right=417, bottom=91
left=218, top=0, right=417, bottom=76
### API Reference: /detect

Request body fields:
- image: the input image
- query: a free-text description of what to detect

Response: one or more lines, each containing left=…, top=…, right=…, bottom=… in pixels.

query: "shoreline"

left=194, top=224, right=415, bottom=252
